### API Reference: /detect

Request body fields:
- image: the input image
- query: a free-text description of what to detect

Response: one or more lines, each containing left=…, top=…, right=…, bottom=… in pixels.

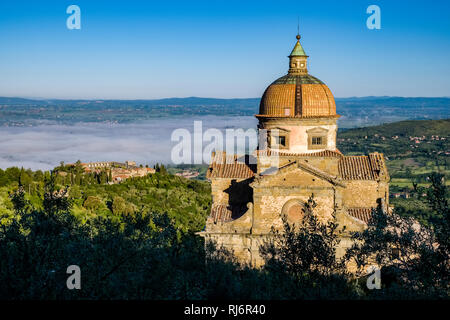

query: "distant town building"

left=391, top=192, right=410, bottom=199
left=67, top=160, right=155, bottom=183
left=175, top=170, right=200, bottom=179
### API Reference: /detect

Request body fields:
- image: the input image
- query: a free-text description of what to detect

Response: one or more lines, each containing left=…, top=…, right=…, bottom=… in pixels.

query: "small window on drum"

left=284, top=108, right=291, bottom=116
left=312, top=136, right=323, bottom=145
left=307, top=127, right=328, bottom=150
left=276, top=136, right=286, bottom=147
left=269, top=129, right=289, bottom=149
left=271, top=134, right=288, bottom=149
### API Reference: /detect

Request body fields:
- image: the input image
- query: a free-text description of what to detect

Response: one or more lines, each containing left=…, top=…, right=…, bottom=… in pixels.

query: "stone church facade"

left=199, top=34, right=390, bottom=267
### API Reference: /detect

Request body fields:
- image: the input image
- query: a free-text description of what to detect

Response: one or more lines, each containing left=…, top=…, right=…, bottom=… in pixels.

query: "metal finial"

left=296, top=17, right=301, bottom=40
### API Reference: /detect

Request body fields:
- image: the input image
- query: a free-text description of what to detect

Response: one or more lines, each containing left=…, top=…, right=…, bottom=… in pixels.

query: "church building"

left=199, top=34, right=390, bottom=267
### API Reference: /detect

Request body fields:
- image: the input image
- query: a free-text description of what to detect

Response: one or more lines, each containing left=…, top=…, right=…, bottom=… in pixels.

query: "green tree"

left=259, top=196, right=357, bottom=298
left=83, top=196, right=103, bottom=211
left=345, top=173, right=449, bottom=298
left=111, top=196, right=126, bottom=215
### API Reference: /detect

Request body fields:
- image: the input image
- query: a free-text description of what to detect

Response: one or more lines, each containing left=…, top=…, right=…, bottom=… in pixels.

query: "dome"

left=257, top=36, right=337, bottom=118
left=258, top=74, right=336, bottom=118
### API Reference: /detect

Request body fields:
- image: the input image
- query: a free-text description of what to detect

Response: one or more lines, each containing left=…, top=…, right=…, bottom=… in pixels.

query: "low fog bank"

left=0, top=116, right=258, bottom=171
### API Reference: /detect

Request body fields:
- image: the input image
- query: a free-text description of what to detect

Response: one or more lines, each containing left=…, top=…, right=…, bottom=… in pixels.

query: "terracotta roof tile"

left=207, top=152, right=256, bottom=179
left=338, top=152, right=386, bottom=181
left=347, top=207, right=375, bottom=223
left=210, top=203, right=248, bottom=223
left=258, top=78, right=337, bottom=118
left=210, top=204, right=232, bottom=223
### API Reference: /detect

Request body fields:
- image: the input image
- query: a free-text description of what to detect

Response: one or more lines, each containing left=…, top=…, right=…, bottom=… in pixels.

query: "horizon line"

left=1, top=95, right=450, bottom=101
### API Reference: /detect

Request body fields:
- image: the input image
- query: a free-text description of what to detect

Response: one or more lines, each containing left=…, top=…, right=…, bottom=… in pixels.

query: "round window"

left=287, top=203, right=304, bottom=223
left=282, top=200, right=305, bottom=225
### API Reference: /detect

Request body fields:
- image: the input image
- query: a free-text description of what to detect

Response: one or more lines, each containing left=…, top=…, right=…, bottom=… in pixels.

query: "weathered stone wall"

left=252, top=186, right=336, bottom=234
left=205, top=205, right=253, bottom=234
left=203, top=231, right=360, bottom=269
left=211, top=178, right=253, bottom=205
left=342, top=180, right=388, bottom=208
left=211, top=179, right=233, bottom=204
left=203, top=233, right=269, bottom=267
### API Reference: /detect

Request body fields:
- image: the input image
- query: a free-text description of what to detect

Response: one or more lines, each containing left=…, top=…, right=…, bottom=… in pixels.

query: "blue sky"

left=0, top=0, right=449, bottom=99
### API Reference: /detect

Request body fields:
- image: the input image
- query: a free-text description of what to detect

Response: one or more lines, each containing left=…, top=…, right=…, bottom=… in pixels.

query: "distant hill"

left=0, top=96, right=449, bottom=128
left=0, top=96, right=260, bottom=106
left=336, top=96, right=450, bottom=104
left=339, top=119, right=450, bottom=137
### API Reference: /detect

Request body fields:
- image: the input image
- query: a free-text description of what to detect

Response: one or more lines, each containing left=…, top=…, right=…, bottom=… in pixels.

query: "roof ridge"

left=297, top=160, right=345, bottom=187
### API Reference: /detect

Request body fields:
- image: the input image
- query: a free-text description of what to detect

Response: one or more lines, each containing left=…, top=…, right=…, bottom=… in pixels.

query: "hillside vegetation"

left=339, top=119, right=449, bottom=138
left=0, top=167, right=211, bottom=233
